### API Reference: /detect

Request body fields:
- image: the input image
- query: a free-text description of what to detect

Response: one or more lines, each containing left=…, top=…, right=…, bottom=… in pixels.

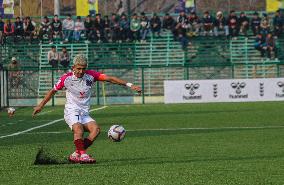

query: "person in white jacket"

left=62, top=14, right=75, bottom=42
left=73, top=16, right=85, bottom=42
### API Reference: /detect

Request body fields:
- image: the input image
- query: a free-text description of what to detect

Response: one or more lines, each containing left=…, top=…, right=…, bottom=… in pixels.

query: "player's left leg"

left=83, top=121, right=100, bottom=150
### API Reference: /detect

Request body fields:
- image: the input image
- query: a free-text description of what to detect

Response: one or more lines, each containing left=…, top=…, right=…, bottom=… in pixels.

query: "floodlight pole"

left=54, top=0, right=60, bottom=15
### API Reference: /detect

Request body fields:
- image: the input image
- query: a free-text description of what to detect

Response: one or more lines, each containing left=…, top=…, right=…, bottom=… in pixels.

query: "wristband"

left=126, top=82, right=133, bottom=88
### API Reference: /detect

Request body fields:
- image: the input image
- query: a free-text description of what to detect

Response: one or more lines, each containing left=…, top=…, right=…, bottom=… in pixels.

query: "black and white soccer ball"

left=108, top=125, right=126, bottom=142
left=7, top=107, right=15, bottom=117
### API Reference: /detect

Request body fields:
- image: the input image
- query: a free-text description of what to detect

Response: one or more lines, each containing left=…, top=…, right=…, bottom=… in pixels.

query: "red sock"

left=83, top=138, right=93, bottom=149
left=74, top=139, right=85, bottom=155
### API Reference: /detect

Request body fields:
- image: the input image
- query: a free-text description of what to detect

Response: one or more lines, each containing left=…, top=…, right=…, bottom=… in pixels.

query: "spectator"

left=73, top=16, right=85, bottom=42
left=8, top=57, right=21, bottom=90
left=14, top=17, right=24, bottom=42
left=130, top=13, right=141, bottom=41
left=162, top=13, right=175, bottom=31
left=174, top=10, right=189, bottom=39
left=47, top=46, right=59, bottom=68
left=239, top=12, right=250, bottom=36
left=104, top=15, right=111, bottom=41
left=94, top=13, right=105, bottom=42
left=119, top=13, right=130, bottom=41
left=260, top=14, right=270, bottom=36
left=140, top=12, right=150, bottom=42
left=273, top=10, right=283, bottom=37
left=62, top=14, right=75, bottom=42
left=254, top=33, right=265, bottom=57
left=227, top=10, right=239, bottom=38
left=251, top=12, right=261, bottom=36
left=150, top=13, right=161, bottom=37
left=4, top=19, right=14, bottom=43
left=214, top=11, right=228, bottom=36
left=0, top=18, right=4, bottom=45
left=84, top=15, right=95, bottom=43
left=59, top=47, right=70, bottom=68
left=50, top=15, right=63, bottom=44
left=110, top=13, right=121, bottom=42
left=188, top=11, right=201, bottom=36
left=265, top=33, right=277, bottom=59
left=39, top=16, right=52, bottom=43
left=201, top=11, right=214, bottom=36
left=23, top=16, right=36, bottom=43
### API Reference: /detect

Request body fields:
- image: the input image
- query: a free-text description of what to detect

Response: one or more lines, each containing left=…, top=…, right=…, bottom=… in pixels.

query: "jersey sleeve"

left=53, top=73, right=71, bottom=91
left=86, top=70, right=107, bottom=81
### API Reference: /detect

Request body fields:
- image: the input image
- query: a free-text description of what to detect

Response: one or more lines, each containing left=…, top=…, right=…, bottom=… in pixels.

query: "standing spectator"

left=59, top=47, right=70, bottom=68
left=8, top=57, right=21, bottom=92
left=0, top=17, right=4, bottom=45
left=188, top=11, right=201, bottom=36
left=239, top=12, right=250, bottom=36
left=119, top=13, right=130, bottom=41
left=130, top=13, right=141, bottom=41
left=260, top=14, right=270, bottom=36
left=254, top=33, right=265, bottom=57
left=4, top=19, right=14, bottom=43
left=251, top=12, right=261, bottom=36
left=84, top=15, right=95, bottom=43
left=39, top=16, right=52, bottom=43
left=140, top=12, right=150, bottom=42
left=73, top=16, right=85, bottom=42
left=214, top=11, right=228, bottom=36
left=110, top=13, right=121, bottom=42
left=201, top=11, right=214, bottom=36
left=62, top=14, right=75, bottom=43
left=273, top=10, right=283, bottom=37
left=265, top=33, right=277, bottom=59
left=162, top=13, right=175, bottom=31
left=47, top=46, right=59, bottom=68
left=94, top=13, right=105, bottom=42
left=227, top=10, right=239, bottom=38
left=50, top=15, right=63, bottom=44
left=14, top=17, right=24, bottom=42
left=150, top=13, right=161, bottom=37
left=23, top=17, right=36, bottom=44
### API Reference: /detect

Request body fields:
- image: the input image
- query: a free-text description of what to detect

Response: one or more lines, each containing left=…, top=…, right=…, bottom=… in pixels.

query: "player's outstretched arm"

left=32, top=89, right=57, bottom=117
left=104, top=75, right=142, bottom=95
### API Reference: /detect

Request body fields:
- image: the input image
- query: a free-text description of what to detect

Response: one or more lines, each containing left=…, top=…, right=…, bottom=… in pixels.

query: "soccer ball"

left=7, top=107, right=15, bottom=117
left=108, top=125, right=126, bottom=142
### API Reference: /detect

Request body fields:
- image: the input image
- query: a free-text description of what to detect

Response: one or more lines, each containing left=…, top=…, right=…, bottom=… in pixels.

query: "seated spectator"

left=84, top=15, right=95, bottom=43
left=104, top=15, right=111, bottom=41
left=73, top=16, right=85, bottom=42
left=39, top=16, right=52, bottom=43
left=140, top=12, right=150, bottom=42
left=162, top=13, right=175, bottom=31
left=110, top=13, right=121, bottom=42
left=201, top=11, right=214, bottom=36
left=4, top=19, right=14, bottom=43
left=188, top=11, right=201, bottom=36
left=150, top=13, right=161, bottom=37
left=62, top=14, right=74, bottom=42
left=14, top=17, right=24, bottom=42
left=251, top=12, right=261, bottom=36
left=119, top=13, right=130, bottom=41
left=174, top=10, right=189, bottom=39
left=47, top=46, right=59, bottom=68
left=50, top=15, right=63, bottom=44
left=0, top=18, right=4, bottom=45
left=214, top=11, right=228, bottom=36
left=94, top=13, right=105, bottom=42
left=260, top=14, right=270, bottom=36
left=265, top=33, right=277, bottom=59
left=227, top=10, right=239, bottom=38
left=130, top=13, right=141, bottom=41
left=273, top=10, right=283, bottom=37
left=239, top=12, right=249, bottom=36
left=254, top=33, right=265, bottom=57
left=23, top=16, right=36, bottom=43
left=59, top=47, right=70, bottom=68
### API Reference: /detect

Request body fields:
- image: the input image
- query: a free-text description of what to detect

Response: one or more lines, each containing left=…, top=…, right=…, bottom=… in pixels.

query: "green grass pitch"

left=0, top=102, right=284, bottom=184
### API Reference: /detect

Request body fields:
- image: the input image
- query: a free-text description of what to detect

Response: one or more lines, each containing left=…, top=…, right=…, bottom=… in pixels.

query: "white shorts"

left=64, top=109, right=96, bottom=130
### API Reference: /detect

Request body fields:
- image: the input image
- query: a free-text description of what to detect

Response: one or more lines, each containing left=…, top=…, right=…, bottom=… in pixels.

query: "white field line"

left=0, top=106, right=108, bottom=139
left=22, top=125, right=284, bottom=135
left=37, top=110, right=54, bottom=115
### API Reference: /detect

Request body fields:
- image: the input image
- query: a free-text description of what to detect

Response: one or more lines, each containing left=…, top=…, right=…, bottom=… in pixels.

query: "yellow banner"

left=3, top=0, right=14, bottom=15
left=266, top=0, right=284, bottom=12
left=76, top=0, right=89, bottom=16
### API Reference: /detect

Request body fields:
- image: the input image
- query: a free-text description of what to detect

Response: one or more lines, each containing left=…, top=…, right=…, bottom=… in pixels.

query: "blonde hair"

left=73, top=54, right=88, bottom=66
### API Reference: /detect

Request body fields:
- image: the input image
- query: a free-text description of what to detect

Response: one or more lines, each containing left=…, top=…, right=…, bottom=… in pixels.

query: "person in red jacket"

left=4, top=19, right=14, bottom=43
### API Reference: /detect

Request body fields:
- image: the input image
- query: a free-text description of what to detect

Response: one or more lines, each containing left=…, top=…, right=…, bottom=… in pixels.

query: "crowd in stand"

left=0, top=10, right=283, bottom=58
